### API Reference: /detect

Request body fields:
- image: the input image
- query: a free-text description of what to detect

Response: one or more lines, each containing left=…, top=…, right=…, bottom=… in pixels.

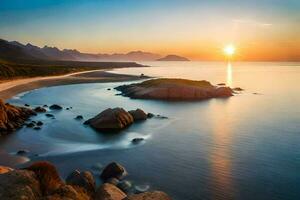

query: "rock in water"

left=128, top=109, right=147, bottom=121
left=34, top=106, right=46, bottom=113
left=0, top=99, right=35, bottom=135
left=66, top=170, right=96, bottom=194
left=115, top=78, right=234, bottom=101
left=101, top=162, right=127, bottom=181
left=49, top=104, right=63, bottom=110
left=95, top=183, right=127, bottom=200
left=84, top=108, right=134, bottom=132
left=126, top=191, right=172, bottom=200
left=131, top=138, right=144, bottom=144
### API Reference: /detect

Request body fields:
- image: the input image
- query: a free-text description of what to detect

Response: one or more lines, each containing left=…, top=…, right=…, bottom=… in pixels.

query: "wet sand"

left=0, top=70, right=147, bottom=100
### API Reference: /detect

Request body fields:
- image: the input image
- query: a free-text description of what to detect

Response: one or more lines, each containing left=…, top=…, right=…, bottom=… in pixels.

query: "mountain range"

left=0, top=39, right=189, bottom=62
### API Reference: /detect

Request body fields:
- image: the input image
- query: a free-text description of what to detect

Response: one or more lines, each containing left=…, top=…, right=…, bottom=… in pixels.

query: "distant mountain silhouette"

left=0, top=39, right=187, bottom=62
left=157, top=55, right=190, bottom=61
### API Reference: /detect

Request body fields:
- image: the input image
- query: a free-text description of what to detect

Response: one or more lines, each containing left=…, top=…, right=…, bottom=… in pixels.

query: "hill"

left=157, top=55, right=190, bottom=61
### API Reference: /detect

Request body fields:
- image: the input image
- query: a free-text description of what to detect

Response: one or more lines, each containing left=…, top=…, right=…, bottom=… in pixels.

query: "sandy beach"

left=0, top=70, right=146, bottom=100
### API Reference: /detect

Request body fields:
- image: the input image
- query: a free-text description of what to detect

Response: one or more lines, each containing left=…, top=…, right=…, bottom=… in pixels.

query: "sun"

left=224, top=44, right=236, bottom=56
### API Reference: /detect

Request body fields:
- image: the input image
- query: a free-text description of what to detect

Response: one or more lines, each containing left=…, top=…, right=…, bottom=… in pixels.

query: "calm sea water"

left=2, top=61, right=300, bottom=200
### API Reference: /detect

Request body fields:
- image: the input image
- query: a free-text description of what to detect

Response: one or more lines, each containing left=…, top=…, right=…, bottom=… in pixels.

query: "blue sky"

left=0, top=0, right=299, bottom=60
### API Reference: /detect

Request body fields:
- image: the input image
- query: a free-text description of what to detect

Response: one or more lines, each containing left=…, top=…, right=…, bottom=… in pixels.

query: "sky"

left=0, top=0, right=300, bottom=61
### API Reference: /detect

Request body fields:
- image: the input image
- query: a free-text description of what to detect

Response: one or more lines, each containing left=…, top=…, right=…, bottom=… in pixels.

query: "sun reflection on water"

left=227, top=62, right=233, bottom=87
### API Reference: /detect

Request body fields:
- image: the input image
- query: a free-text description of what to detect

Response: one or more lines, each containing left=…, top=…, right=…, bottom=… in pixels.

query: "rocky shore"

left=0, top=161, right=171, bottom=200
left=0, top=99, right=36, bottom=135
left=115, top=78, right=234, bottom=101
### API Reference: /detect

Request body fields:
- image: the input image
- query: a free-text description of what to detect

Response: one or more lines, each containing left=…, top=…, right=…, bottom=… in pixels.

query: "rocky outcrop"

left=0, top=99, right=36, bottom=135
left=115, top=78, right=234, bottom=101
left=0, top=169, right=42, bottom=199
left=84, top=108, right=134, bottom=132
left=0, top=161, right=171, bottom=200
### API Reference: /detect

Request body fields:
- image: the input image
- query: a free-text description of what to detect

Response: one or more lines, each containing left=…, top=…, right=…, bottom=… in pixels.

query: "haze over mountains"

left=0, top=39, right=189, bottom=62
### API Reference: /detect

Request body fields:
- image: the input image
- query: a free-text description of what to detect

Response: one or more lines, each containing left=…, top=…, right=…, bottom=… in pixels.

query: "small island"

left=156, top=55, right=190, bottom=61
left=115, top=78, right=234, bottom=101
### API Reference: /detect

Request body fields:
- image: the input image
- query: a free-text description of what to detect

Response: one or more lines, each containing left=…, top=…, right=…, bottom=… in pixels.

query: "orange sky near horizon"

left=1, top=0, right=300, bottom=61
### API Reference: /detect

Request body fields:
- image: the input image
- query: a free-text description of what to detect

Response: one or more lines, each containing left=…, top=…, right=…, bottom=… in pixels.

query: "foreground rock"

left=126, top=191, right=171, bottom=200
left=84, top=108, right=134, bottom=132
left=0, top=161, right=171, bottom=200
left=66, top=170, right=96, bottom=195
left=95, top=183, right=127, bottom=200
left=0, top=99, right=36, bottom=135
left=115, top=78, right=234, bottom=101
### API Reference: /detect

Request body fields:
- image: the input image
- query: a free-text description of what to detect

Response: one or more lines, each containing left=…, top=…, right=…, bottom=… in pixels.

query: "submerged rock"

left=101, top=162, right=127, bottom=181
left=45, top=113, right=55, bottom=118
left=49, top=104, right=63, bottom=110
left=17, top=149, right=29, bottom=155
left=115, top=78, right=234, bottom=101
left=85, top=108, right=134, bottom=132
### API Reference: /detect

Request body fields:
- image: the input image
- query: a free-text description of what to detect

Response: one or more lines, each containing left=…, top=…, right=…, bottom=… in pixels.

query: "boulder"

left=101, top=162, right=127, bottom=181
left=24, top=161, right=64, bottom=195
left=128, top=109, right=147, bottom=121
left=85, top=108, right=134, bottom=132
left=49, top=104, right=63, bottom=110
left=0, top=169, right=42, bottom=199
left=0, top=166, right=13, bottom=174
left=44, top=184, right=90, bottom=200
left=66, top=170, right=96, bottom=194
left=147, top=113, right=154, bottom=118
left=95, top=183, right=127, bottom=200
left=34, top=106, right=47, bottom=113
left=126, top=191, right=171, bottom=200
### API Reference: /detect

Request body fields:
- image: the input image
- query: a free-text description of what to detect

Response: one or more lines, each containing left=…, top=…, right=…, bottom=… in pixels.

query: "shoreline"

left=0, top=69, right=147, bottom=101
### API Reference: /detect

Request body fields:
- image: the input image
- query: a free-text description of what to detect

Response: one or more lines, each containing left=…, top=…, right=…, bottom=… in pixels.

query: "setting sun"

left=224, top=44, right=236, bottom=56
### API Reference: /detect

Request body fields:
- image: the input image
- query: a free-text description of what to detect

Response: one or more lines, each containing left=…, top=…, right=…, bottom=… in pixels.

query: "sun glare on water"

left=224, top=44, right=236, bottom=56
